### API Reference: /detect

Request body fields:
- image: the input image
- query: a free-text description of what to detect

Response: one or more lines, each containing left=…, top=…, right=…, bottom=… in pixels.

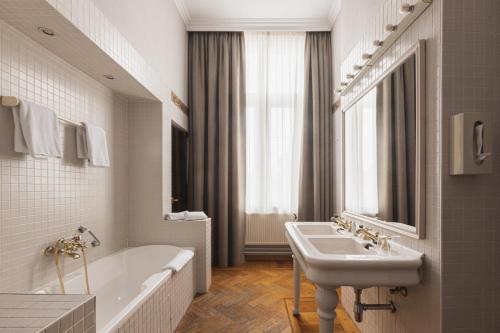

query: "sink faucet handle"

left=377, top=235, right=392, bottom=252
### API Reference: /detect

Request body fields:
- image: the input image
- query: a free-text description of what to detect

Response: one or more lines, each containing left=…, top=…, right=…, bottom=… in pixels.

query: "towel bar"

left=1, top=95, right=83, bottom=127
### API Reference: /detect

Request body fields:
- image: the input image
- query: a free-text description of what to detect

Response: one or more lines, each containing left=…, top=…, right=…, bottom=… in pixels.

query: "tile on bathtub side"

left=72, top=305, right=84, bottom=325
left=0, top=294, right=93, bottom=333
left=44, top=322, right=59, bottom=333
left=83, top=298, right=95, bottom=318
left=59, top=312, right=73, bottom=332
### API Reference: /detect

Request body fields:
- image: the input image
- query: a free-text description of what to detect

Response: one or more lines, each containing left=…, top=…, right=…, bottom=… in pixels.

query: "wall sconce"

left=385, top=24, right=397, bottom=32
left=399, top=3, right=415, bottom=14
left=362, top=53, right=373, bottom=61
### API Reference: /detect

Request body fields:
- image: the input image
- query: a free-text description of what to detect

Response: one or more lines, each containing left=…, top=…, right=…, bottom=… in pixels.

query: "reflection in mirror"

left=345, top=54, right=417, bottom=227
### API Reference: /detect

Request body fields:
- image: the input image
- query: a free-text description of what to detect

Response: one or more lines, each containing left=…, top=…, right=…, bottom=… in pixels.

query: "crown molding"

left=174, top=0, right=191, bottom=24
left=328, top=0, right=342, bottom=26
left=186, top=18, right=332, bottom=31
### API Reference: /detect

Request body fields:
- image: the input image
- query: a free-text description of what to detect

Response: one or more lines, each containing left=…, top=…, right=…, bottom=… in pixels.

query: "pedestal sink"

left=285, top=222, right=424, bottom=333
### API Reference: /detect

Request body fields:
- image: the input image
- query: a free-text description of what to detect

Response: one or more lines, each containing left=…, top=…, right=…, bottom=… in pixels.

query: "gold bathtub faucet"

left=44, top=235, right=87, bottom=259
left=44, top=235, right=91, bottom=295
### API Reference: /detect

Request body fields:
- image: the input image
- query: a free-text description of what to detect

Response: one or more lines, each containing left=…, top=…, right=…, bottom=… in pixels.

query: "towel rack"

left=1, top=96, right=83, bottom=127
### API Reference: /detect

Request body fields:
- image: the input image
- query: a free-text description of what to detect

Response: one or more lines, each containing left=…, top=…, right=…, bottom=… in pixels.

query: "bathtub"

left=35, top=245, right=195, bottom=333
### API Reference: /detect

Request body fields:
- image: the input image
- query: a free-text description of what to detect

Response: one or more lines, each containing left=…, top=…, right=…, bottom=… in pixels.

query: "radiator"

left=245, top=213, right=295, bottom=245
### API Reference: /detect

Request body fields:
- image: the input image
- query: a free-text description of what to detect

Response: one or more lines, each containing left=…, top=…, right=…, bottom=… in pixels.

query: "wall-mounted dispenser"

left=450, top=112, right=493, bottom=175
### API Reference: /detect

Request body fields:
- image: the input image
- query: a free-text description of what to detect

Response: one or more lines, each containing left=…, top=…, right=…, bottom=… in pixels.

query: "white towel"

left=165, top=211, right=187, bottom=221
left=184, top=211, right=207, bottom=220
left=82, top=123, right=110, bottom=167
left=76, top=126, right=89, bottom=159
left=12, top=100, right=62, bottom=158
left=161, top=249, right=194, bottom=273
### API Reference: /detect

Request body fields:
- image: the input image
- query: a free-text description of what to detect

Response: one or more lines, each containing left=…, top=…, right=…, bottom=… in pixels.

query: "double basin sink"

left=285, top=222, right=424, bottom=333
left=285, top=222, right=423, bottom=287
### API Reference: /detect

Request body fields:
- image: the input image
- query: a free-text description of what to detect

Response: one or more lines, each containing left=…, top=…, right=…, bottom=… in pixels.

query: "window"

left=245, top=32, right=306, bottom=214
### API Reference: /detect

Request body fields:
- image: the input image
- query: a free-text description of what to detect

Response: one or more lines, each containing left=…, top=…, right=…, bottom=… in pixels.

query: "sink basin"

left=294, top=222, right=342, bottom=235
left=309, top=237, right=373, bottom=255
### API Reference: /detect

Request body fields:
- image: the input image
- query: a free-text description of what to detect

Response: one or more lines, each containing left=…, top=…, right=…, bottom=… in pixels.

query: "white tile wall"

left=0, top=17, right=129, bottom=292
left=334, top=0, right=442, bottom=332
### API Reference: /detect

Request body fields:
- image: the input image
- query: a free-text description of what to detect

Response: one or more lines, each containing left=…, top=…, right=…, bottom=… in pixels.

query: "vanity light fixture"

left=362, top=53, right=373, bottom=61
left=399, top=3, right=415, bottom=14
left=103, top=74, right=115, bottom=80
left=373, top=40, right=383, bottom=47
left=37, top=27, right=55, bottom=36
left=385, top=24, right=397, bottom=32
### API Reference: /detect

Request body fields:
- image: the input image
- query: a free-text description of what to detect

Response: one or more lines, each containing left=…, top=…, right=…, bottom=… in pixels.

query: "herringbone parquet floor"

left=175, top=261, right=359, bottom=333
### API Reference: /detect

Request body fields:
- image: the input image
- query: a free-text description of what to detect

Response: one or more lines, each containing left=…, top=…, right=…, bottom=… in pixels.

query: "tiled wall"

left=0, top=17, right=129, bottom=292
left=441, top=0, right=500, bottom=331
left=333, top=0, right=442, bottom=332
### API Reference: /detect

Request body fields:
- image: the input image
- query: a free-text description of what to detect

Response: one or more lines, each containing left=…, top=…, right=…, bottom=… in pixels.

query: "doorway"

left=172, top=124, right=188, bottom=212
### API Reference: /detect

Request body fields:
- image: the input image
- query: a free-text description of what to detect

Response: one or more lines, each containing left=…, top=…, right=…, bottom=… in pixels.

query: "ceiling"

left=175, top=0, right=341, bottom=31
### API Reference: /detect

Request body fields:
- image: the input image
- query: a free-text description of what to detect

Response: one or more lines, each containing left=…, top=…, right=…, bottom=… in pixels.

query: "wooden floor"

left=175, top=261, right=359, bottom=333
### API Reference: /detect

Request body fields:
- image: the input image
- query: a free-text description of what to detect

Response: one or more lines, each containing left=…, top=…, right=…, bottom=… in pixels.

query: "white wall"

left=331, top=0, right=442, bottom=332
left=94, top=0, right=189, bottom=129
left=332, top=0, right=385, bottom=90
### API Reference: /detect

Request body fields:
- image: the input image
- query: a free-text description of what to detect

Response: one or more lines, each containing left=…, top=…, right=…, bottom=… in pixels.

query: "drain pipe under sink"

left=353, top=288, right=397, bottom=322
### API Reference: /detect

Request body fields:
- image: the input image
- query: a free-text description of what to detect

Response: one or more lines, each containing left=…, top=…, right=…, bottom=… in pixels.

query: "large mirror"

left=342, top=41, right=426, bottom=238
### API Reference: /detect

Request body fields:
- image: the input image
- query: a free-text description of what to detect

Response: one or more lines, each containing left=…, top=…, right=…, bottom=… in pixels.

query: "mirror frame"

left=341, top=40, right=426, bottom=239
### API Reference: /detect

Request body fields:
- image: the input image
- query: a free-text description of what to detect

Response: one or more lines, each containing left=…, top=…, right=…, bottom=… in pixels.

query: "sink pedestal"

left=293, top=255, right=301, bottom=315
left=315, top=285, right=339, bottom=333
left=293, top=255, right=339, bottom=333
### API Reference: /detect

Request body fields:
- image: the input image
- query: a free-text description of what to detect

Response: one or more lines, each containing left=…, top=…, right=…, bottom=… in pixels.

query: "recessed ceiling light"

left=103, top=74, right=115, bottom=80
left=37, top=27, right=55, bottom=36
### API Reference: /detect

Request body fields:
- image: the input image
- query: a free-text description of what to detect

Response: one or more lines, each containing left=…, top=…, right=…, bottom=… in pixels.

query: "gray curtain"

left=376, top=55, right=416, bottom=225
left=188, top=32, right=246, bottom=267
left=298, top=32, right=334, bottom=221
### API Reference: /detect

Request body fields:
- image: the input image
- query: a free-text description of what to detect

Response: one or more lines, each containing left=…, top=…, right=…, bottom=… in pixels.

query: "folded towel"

left=76, top=126, right=89, bottom=159
left=11, top=105, right=29, bottom=154
left=165, top=211, right=187, bottom=221
left=12, top=100, right=62, bottom=158
left=184, top=211, right=207, bottom=220
left=161, top=249, right=194, bottom=273
left=82, top=123, right=110, bottom=167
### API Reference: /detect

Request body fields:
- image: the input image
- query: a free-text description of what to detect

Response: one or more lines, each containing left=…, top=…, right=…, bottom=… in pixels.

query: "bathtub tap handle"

left=78, top=226, right=101, bottom=247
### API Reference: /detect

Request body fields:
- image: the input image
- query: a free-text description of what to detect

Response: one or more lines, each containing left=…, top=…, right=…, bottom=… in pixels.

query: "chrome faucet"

left=78, top=226, right=101, bottom=247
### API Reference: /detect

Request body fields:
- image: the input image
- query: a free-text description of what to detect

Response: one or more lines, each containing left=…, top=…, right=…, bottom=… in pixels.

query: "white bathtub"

left=35, top=245, right=195, bottom=333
